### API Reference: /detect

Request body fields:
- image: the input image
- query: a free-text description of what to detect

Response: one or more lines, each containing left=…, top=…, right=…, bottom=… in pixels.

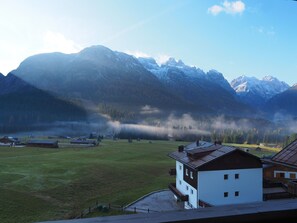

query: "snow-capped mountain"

left=138, top=57, right=205, bottom=80
left=231, top=75, right=289, bottom=107
left=138, top=57, right=234, bottom=93
left=138, top=57, right=243, bottom=113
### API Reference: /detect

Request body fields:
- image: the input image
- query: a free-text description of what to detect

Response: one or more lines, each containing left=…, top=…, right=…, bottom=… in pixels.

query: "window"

left=224, top=192, right=228, bottom=197
left=186, top=185, right=189, bottom=190
left=179, top=180, right=182, bottom=185
left=290, top=173, right=296, bottom=179
left=235, top=191, right=239, bottom=197
left=224, top=174, right=228, bottom=180
left=179, top=165, right=182, bottom=170
left=190, top=171, right=193, bottom=179
left=187, top=201, right=192, bottom=208
left=235, top=173, right=239, bottom=179
left=276, top=172, right=285, bottom=178
left=186, top=168, right=188, bottom=176
left=191, top=189, right=193, bottom=194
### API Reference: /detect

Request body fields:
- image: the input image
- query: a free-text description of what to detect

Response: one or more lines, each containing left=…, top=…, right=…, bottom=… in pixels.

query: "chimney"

left=214, top=140, right=222, bottom=145
left=178, top=145, right=184, bottom=152
left=196, top=140, right=200, bottom=146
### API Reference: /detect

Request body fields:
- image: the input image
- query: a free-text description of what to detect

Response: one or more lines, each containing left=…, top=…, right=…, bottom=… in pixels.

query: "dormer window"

left=190, top=171, right=193, bottom=179
left=186, top=168, right=188, bottom=176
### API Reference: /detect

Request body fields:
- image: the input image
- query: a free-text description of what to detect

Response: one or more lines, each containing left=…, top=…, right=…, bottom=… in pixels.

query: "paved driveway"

left=124, top=189, right=183, bottom=213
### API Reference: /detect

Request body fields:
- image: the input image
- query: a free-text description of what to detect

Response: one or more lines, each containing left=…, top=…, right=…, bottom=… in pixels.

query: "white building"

left=168, top=141, right=263, bottom=209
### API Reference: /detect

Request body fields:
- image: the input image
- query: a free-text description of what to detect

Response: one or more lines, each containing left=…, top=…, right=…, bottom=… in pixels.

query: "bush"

left=102, top=206, right=109, bottom=213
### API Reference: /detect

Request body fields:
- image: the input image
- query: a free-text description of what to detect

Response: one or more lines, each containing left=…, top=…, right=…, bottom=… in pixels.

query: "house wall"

left=198, top=168, right=262, bottom=206
left=183, top=165, right=197, bottom=188
left=264, top=164, right=297, bottom=182
left=176, top=161, right=198, bottom=209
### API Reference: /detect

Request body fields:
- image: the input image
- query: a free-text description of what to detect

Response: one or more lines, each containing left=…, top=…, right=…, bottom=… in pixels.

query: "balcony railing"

left=168, top=183, right=188, bottom=202
left=198, top=199, right=213, bottom=208
left=288, top=180, right=297, bottom=196
left=168, top=168, right=176, bottom=176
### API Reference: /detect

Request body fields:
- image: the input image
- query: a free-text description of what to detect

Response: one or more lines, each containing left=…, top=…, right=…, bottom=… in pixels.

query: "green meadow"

left=0, top=140, right=277, bottom=223
left=0, top=140, right=182, bottom=223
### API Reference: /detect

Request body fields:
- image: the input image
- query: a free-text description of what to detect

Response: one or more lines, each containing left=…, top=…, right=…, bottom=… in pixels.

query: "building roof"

left=27, top=140, right=58, bottom=144
left=169, top=141, right=261, bottom=170
left=0, top=136, right=18, bottom=143
left=271, top=139, right=297, bottom=168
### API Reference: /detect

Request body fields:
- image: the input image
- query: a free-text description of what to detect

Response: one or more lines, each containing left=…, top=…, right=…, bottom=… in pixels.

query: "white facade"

left=175, top=161, right=262, bottom=208
left=198, top=169, right=263, bottom=206
left=175, top=161, right=198, bottom=209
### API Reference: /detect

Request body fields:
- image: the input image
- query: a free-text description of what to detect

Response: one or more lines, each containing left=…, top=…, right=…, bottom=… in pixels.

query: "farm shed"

left=0, top=136, right=18, bottom=146
left=27, top=140, right=59, bottom=148
left=70, top=138, right=97, bottom=145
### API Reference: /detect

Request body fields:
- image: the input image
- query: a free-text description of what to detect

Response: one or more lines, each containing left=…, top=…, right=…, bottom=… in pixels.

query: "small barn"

left=0, top=136, right=18, bottom=146
left=70, top=138, right=97, bottom=146
left=27, top=140, right=59, bottom=148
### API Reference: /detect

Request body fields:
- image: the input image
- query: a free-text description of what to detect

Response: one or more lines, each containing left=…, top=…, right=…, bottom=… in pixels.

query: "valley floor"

left=0, top=139, right=276, bottom=223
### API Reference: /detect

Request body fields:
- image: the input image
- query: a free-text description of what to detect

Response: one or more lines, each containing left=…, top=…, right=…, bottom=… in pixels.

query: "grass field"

left=225, top=143, right=281, bottom=157
left=0, top=140, right=278, bottom=223
left=0, top=139, right=184, bottom=223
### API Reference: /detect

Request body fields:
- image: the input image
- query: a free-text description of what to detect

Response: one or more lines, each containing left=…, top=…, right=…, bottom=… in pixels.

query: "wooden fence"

left=76, top=201, right=159, bottom=219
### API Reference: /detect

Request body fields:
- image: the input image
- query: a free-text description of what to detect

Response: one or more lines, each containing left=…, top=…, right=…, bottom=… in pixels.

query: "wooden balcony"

left=168, top=183, right=188, bottom=202
left=198, top=199, right=213, bottom=208
left=288, top=180, right=297, bottom=196
left=169, top=168, right=176, bottom=176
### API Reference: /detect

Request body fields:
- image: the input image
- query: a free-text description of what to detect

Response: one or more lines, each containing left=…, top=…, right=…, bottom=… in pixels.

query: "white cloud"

left=208, top=1, right=245, bottom=16
left=208, top=5, right=224, bottom=16
left=124, top=50, right=171, bottom=66
left=156, top=54, right=171, bottom=65
left=42, top=31, right=82, bottom=54
left=125, top=50, right=151, bottom=58
left=140, top=105, right=160, bottom=114
left=251, top=26, right=276, bottom=37
left=0, top=43, right=28, bottom=74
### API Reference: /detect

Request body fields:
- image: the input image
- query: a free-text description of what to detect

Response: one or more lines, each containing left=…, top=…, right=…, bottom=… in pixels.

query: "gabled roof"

left=27, top=140, right=58, bottom=144
left=168, top=141, right=260, bottom=170
left=271, top=139, right=297, bottom=168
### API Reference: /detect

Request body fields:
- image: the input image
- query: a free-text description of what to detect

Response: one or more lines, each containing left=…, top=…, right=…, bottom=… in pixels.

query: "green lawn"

left=223, top=143, right=280, bottom=157
left=0, top=140, right=182, bottom=223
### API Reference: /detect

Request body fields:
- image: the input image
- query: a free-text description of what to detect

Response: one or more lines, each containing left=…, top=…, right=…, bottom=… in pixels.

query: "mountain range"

left=0, top=73, right=87, bottom=133
left=0, top=45, right=296, bottom=133
left=231, top=75, right=289, bottom=107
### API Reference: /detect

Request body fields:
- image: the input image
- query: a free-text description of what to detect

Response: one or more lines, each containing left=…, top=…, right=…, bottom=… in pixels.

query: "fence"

left=76, top=201, right=159, bottom=219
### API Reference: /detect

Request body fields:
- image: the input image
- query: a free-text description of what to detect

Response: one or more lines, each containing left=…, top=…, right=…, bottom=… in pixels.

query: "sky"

left=0, top=0, right=296, bottom=85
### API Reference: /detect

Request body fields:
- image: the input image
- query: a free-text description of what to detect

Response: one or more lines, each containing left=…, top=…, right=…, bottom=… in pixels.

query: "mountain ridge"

left=230, top=75, right=290, bottom=107
left=0, top=45, right=295, bottom=135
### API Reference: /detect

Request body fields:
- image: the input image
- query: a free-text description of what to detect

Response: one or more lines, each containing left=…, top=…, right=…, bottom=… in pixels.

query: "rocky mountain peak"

left=164, top=57, right=185, bottom=67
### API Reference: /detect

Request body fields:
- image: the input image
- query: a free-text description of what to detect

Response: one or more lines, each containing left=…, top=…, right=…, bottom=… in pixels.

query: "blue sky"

left=0, top=0, right=296, bottom=85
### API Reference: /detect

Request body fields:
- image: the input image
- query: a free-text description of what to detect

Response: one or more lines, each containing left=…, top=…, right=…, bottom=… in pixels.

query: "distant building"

left=70, top=138, right=97, bottom=146
left=0, top=136, right=18, bottom=146
left=168, top=141, right=263, bottom=209
left=27, top=140, right=58, bottom=148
